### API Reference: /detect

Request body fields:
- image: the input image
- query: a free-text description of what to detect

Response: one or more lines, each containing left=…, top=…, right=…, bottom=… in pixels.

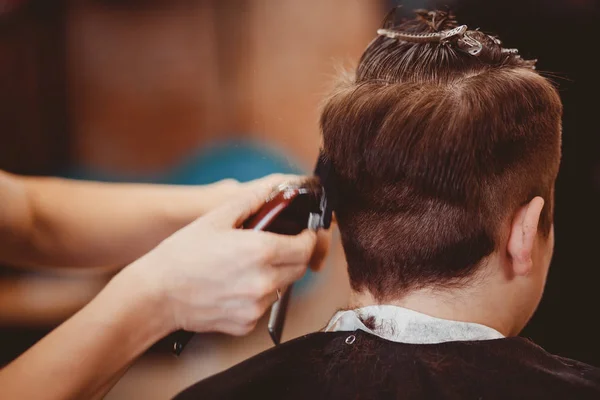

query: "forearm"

left=0, top=271, right=110, bottom=326
left=0, top=265, right=170, bottom=400
left=0, top=171, right=233, bottom=268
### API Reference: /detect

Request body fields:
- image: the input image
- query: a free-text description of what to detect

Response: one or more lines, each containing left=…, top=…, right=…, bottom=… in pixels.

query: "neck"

left=348, top=279, right=520, bottom=337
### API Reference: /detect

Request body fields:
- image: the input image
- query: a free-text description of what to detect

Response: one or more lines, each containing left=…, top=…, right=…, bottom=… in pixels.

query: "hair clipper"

left=242, top=177, right=329, bottom=345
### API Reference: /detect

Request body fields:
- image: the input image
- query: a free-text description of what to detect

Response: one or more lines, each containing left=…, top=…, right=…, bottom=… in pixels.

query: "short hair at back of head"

left=321, top=9, right=562, bottom=301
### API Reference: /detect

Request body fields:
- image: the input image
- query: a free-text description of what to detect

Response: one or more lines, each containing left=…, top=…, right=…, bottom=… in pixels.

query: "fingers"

left=213, top=319, right=258, bottom=337
left=201, top=184, right=276, bottom=228
left=263, top=290, right=280, bottom=306
left=246, top=173, right=302, bottom=192
left=259, top=229, right=318, bottom=266
left=224, top=266, right=304, bottom=336
left=270, top=264, right=307, bottom=291
left=202, top=174, right=308, bottom=229
left=210, top=291, right=279, bottom=336
left=308, top=229, right=331, bottom=271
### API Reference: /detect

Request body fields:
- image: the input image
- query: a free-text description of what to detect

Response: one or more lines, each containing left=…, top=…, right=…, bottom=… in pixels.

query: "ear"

left=507, top=197, right=545, bottom=276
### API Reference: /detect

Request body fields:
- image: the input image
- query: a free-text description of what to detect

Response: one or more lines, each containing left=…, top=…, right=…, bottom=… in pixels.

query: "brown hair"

left=321, top=10, right=562, bottom=301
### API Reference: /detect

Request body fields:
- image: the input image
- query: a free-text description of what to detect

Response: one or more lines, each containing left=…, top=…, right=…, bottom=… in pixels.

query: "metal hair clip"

left=377, top=24, right=484, bottom=57
left=501, top=48, right=519, bottom=55
left=376, top=24, right=467, bottom=44
left=456, top=32, right=483, bottom=56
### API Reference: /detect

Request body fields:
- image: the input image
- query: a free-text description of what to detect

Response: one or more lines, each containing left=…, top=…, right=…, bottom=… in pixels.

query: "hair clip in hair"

left=376, top=24, right=483, bottom=57
left=376, top=25, right=467, bottom=44
left=441, top=25, right=468, bottom=42
left=456, top=33, right=483, bottom=56
left=501, top=48, right=519, bottom=55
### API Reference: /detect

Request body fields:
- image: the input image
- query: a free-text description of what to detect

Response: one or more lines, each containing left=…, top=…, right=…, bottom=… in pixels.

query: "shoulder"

left=510, top=337, right=600, bottom=372
left=486, top=337, right=600, bottom=394
left=173, top=331, right=350, bottom=400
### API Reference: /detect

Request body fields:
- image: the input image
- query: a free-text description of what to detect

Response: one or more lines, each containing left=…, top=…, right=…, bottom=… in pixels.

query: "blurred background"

left=0, top=0, right=597, bottom=398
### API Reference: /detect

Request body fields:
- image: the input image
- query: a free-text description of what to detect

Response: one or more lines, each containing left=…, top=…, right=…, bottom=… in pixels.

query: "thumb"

left=201, top=183, right=276, bottom=228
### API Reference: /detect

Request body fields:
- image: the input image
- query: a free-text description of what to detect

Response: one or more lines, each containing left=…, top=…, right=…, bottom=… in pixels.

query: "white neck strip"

left=324, top=305, right=504, bottom=344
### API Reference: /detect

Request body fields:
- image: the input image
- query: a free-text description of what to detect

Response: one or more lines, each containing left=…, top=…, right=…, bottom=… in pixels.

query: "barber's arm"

left=0, top=169, right=288, bottom=269
left=0, top=183, right=323, bottom=400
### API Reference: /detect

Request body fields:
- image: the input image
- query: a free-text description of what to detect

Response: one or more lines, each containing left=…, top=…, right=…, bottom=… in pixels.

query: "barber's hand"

left=126, top=178, right=325, bottom=336
left=245, top=174, right=330, bottom=271
left=199, top=174, right=330, bottom=271
left=198, top=174, right=293, bottom=216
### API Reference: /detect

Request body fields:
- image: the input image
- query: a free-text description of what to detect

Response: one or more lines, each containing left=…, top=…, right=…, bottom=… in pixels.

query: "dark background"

left=1, top=0, right=599, bottom=368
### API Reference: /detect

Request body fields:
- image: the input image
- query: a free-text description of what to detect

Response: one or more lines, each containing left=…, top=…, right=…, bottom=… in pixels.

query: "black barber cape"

left=174, top=330, right=600, bottom=399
